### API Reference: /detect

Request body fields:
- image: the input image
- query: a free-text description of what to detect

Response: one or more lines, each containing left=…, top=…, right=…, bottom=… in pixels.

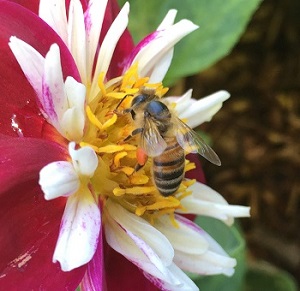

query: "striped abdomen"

left=153, top=137, right=185, bottom=196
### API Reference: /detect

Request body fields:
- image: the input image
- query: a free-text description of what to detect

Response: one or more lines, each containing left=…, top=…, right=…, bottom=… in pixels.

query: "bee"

left=118, top=91, right=221, bottom=196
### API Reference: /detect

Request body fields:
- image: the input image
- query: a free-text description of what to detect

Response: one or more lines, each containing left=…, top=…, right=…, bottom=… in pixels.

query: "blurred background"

left=176, top=0, right=300, bottom=288
left=120, top=0, right=299, bottom=289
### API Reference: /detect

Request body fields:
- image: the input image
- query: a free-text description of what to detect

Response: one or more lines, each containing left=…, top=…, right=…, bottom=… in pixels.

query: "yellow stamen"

left=86, top=105, right=103, bottom=130
left=102, top=113, right=117, bottom=130
left=130, top=173, right=149, bottom=185
left=98, top=72, right=106, bottom=96
left=113, top=186, right=156, bottom=196
left=114, top=152, right=127, bottom=167
left=97, top=145, right=124, bottom=153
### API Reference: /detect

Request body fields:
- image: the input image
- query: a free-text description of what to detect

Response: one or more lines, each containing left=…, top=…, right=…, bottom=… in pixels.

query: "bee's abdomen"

left=153, top=141, right=185, bottom=196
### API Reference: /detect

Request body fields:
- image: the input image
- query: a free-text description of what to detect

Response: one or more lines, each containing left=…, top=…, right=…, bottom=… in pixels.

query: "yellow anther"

left=185, top=162, right=196, bottom=172
left=122, top=144, right=137, bottom=151
left=169, top=213, right=179, bottom=228
left=130, top=174, right=149, bottom=185
left=118, top=166, right=135, bottom=176
left=97, top=145, right=124, bottom=153
left=106, top=92, right=128, bottom=99
left=134, top=77, right=149, bottom=88
left=102, top=113, right=117, bottom=130
left=79, top=142, right=99, bottom=152
left=98, top=72, right=106, bottom=96
left=114, top=151, right=127, bottom=167
left=86, top=105, right=103, bottom=130
left=113, top=186, right=156, bottom=196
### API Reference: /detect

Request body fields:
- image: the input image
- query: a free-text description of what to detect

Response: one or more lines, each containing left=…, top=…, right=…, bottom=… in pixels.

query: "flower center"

left=81, top=64, right=196, bottom=225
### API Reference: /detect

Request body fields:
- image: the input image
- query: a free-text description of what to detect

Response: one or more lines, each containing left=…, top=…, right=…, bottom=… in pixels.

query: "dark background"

left=173, top=0, right=300, bottom=284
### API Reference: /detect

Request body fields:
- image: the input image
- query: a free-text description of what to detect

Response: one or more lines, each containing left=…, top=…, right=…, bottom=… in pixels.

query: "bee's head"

left=131, top=94, right=149, bottom=107
left=145, top=101, right=171, bottom=120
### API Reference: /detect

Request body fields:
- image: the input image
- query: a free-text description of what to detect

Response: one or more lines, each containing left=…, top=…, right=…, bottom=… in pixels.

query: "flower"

left=0, top=0, right=250, bottom=290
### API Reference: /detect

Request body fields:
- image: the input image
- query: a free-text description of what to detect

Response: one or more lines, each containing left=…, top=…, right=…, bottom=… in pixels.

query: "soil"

left=172, top=0, right=300, bottom=283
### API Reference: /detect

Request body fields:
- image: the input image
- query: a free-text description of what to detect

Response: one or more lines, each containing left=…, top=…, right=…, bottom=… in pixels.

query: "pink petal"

left=81, top=229, right=105, bottom=291
left=0, top=1, right=80, bottom=137
left=0, top=138, right=87, bottom=287
left=0, top=138, right=68, bottom=193
left=0, top=182, right=86, bottom=289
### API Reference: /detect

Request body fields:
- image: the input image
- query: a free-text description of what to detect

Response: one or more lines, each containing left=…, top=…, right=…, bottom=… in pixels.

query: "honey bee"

left=118, top=91, right=221, bottom=196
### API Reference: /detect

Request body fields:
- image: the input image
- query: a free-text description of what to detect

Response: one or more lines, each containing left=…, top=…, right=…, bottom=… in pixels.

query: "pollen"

left=80, top=64, right=195, bottom=227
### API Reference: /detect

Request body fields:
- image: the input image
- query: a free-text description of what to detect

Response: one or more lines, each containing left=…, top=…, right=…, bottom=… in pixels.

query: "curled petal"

left=124, top=19, right=198, bottom=83
left=168, top=90, right=230, bottom=128
left=69, top=142, right=98, bottom=177
left=42, top=43, right=66, bottom=128
left=155, top=215, right=209, bottom=255
left=144, top=263, right=198, bottom=291
left=61, top=76, right=86, bottom=141
left=105, top=199, right=174, bottom=267
left=105, top=201, right=180, bottom=286
left=53, top=191, right=101, bottom=271
left=174, top=217, right=237, bottom=276
left=178, top=181, right=251, bottom=225
left=39, top=161, right=79, bottom=200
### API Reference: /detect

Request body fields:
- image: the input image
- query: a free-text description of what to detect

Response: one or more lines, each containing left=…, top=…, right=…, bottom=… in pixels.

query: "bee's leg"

left=124, top=128, right=143, bottom=142
left=135, top=147, right=148, bottom=172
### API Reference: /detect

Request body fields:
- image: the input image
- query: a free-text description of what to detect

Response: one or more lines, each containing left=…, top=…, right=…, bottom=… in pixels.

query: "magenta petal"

left=81, top=228, right=105, bottom=291
left=0, top=182, right=86, bottom=289
left=185, top=153, right=206, bottom=183
left=0, top=138, right=68, bottom=193
left=104, top=243, right=160, bottom=291
left=0, top=1, right=80, bottom=137
left=0, top=138, right=86, bottom=289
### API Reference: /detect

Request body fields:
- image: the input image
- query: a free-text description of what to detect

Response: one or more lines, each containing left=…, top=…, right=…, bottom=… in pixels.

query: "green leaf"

left=244, top=262, right=298, bottom=291
left=192, top=217, right=247, bottom=291
left=118, top=0, right=262, bottom=85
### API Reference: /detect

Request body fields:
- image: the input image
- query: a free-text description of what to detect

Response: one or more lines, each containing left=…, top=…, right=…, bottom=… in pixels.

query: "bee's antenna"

left=115, top=94, right=133, bottom=111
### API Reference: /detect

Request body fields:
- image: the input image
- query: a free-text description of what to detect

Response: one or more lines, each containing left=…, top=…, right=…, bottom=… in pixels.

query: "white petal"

left=53, top=192, right=101, bottom=271
left=178, top=181, right=251, bottom=225
left=106, top=200, right=174, bottom=267
left=175, top=249, right=236, bottom=277
left=8, top=36, right=44, bottom=105
left=165, top=89, right=193, bottom=116
left=178, top=90, right=230, bottom=128
left=90, top=2, right=130, bottom=100
left=170, top=217, right=236, bottom=276
left=39, top=0, right=68, bottom=43
left=85, top=0, right=108, bottom=82
left=157, top=9, right=177, bottom=30
left=68, top=0, right=87, bottom=84
left=61, top=107, right=85, bottom=142
left=43, top=44, right=66, bottom=130
left=133, top=20, right=198, bottom=82
left=39, top=161, right=79, bottom=200
left=61, top=77, right=86, bottom=141
left=69, top=142, right=98, bottom=177
left=144, top=263, right=199, bottom=291
left=155, top=215, right=209, bottom=255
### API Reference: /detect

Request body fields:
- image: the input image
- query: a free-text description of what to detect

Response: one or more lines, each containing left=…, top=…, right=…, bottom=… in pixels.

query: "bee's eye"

left=131, top=94, right=148, bottom=107
left=146, top=101, right=169, bottom=117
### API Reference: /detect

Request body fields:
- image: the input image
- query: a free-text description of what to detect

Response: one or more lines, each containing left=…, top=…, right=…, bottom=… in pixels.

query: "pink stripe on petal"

left=0, top=1, right=80, bottom=136
left=122, top=31, right=160, bottom=73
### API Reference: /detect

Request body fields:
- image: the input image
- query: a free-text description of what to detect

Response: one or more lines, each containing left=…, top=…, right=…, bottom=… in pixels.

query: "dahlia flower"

left=0, top=0, right=250, bottom=290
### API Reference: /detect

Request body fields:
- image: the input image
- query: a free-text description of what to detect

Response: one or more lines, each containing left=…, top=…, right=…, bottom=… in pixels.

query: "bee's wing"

left=140, top=118, right=167, bottom=157
left=174, top=117, right=221, bottom=166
